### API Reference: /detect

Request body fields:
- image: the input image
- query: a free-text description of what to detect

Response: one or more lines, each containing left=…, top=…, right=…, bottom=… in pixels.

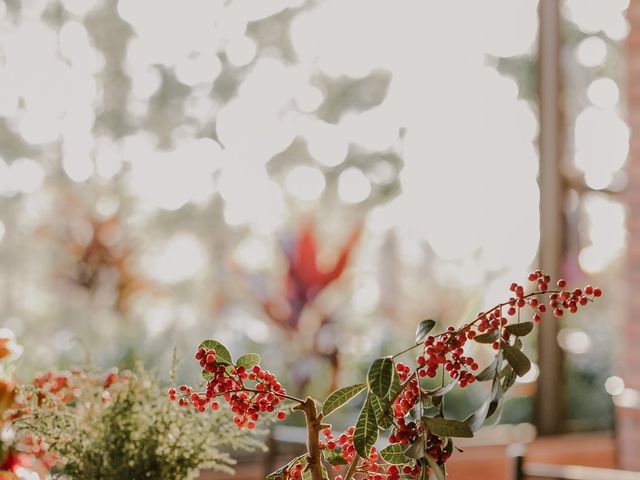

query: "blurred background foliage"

left=0, top=0, right=630, bottom=432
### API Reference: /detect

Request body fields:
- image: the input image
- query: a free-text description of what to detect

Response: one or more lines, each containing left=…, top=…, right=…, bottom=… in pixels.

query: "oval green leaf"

left=354, top=396, right=379, bottom=457
left=380, top=443, right=412, bottom=465
left=505, top=322, right=534, bottom=337
left=322, top=383, right=367, bottom=417
left=266, top=455, right=305, bottom=480
left=425, top=453, right=446, bottom=480
left=198, top=339, right=233, bottom=365
left=323, top=448, right=347, bottom=466
left=404, top=436, right=424, bottom=459
left=502, top=367, right=517, bottom=392
left=464, top=377, right=502, bottom=432
left=423, top=416, right=473, bottom=438
left=367, top=357, right=395, bottom=398
left=426, top=380, right=458, bottom=398
left=475, top=354, right=501, bottom=382
left=416, top=319, right=436, bottom=343
left=502, top=343, right=531, bottom=377
left=473, top=330, right=499, bottom=344
left=236, top=353, right=260, bottom=370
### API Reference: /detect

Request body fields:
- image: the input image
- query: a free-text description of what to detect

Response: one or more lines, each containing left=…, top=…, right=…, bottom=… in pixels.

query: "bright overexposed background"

left=0, top=0, right=630, bottom=429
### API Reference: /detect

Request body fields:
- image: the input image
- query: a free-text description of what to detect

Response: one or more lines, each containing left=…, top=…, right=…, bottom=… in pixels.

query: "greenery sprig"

left=12, top=365, right=269, bottom=480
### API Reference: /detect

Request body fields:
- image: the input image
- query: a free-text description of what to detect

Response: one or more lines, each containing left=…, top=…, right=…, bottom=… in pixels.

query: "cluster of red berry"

left=425, top=432, right=451, bottom=465
left=390, top=363, right=420, bottom=430
left=31, top=369, right=131, bottom=407
left=414, top=273, right=603, bottom=382
left=419, top=332, right=478, bottom=387
left=513, top=272, right=601, bottom=322
left=320, top=425, right=356, bottom=462
left=383, top=463, right=422, bottom=480
left=320, top=426, right=414, bottom=480
left=176, top=271, right=603, bottom=480
left=169, top=351, right=288, bottom=428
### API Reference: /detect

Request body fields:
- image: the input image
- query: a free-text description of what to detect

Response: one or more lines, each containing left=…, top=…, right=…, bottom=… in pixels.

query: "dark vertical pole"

left=536, top=0, right=565, bottom=435
left=513, top=455, right=525, bottom=480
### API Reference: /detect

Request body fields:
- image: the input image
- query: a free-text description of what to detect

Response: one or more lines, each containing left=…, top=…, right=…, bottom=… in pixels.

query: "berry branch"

left=171, top=271, right=602, bottom=480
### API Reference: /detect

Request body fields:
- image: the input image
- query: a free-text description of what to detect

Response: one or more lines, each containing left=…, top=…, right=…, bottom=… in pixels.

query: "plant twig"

left=293, top=397, right=328, bottom=480
left=344, top=454, right=360, bottom=480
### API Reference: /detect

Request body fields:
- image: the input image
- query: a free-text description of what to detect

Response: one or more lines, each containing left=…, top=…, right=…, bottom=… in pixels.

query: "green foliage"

left=354, top=395, right=378, bottom=457
left=236, top=353, right=261, bottom=370
left=502, top=343, right=531, bottom=377
left=198, top=340, right=233, bottom=365
left=415, top=319, right=436, bottom=343
left=186, top=274, right=601, bottom=480
left=367, top=357, right=394, bottom=398
left=321, top=383, right=367, bottom=417
left=473, top=330, right=499, bottom=343
left=14, top=367, right=266, bottom=480
left=422, top=417, right=473, bottom=438
left=379, top=444, right=411, bottom=465
left=323, top=448, right=348, bottom=466
left=505, top=322, right=534, bottom=336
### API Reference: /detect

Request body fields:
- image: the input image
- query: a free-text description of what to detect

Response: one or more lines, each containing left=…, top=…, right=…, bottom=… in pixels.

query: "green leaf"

left=236, top=353, right=260, bottom=370
left=423, top=417, right=473, bottom=438
left=300, top=458, right=313, bottom=480
left=513, top=337, right=523, bottom=350
left=416, top=319, right=436, bottom=343
left=369, top=394, right=383, bottom=426
left=202, top=370, right=213, bottom=381
left=473, top=330, right=499, bottom=344
left=198, top=340, right=233, bottom=365
left=323, top=448, right=348, bottom=466
left=475, top=355, right=501, bottom=382
left=425, top=380, right=458, bottom=398
left=354, top=396, right=379, bottom=457
left=404, top=436, right=424, bottom=459
left=464, top=376, right=502, bottom=432
left=266, top=455, right=306, bottom=480
left=425, top=454, right=446, bottom=480
left=380, top=444, right=412, bottom=465
left=381, top=374, right=403, bottom=408
left=502, top=343, right=531, bottom=377
left=368, top=357, right=395, bottom=398
left=376, top=374, right=403, bottom=429
left=322, top=383, right=367, bottom=417
left=265, top=464, right=287, bottom=480
left=502, top=367, right=517, bottom=393
left=505, top=322, right=534, bottom=337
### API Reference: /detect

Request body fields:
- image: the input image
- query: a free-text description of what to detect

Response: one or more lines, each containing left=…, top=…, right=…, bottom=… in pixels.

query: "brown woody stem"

left=344, top=454, right=360, bottom=480
left=294, top=397, right=328, bottom=480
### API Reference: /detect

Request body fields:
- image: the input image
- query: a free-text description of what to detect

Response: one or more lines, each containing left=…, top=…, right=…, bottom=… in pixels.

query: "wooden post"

left=535, top=0, right=565, bottom=435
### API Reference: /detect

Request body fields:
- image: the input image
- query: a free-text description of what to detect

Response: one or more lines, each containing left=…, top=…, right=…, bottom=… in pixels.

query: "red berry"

left=277, top=411, right=287, bottom=420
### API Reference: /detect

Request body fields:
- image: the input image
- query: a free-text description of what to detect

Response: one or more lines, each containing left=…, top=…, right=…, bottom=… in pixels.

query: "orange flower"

left=0, top=339, right=10, bottom=361
left=0, top=377, right=16, bottom=414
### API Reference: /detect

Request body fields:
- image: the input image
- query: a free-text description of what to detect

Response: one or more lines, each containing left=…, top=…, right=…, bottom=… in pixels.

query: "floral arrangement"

left=10, top=362, right=268, bottom=480
left=172, top=272, right=602, bottom=480
left=0, top=329, right=53, bottom=480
